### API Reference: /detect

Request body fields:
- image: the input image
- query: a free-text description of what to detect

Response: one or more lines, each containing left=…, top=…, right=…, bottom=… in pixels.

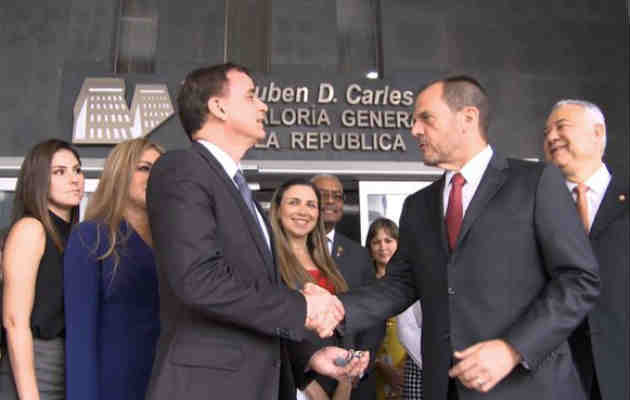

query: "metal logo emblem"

left=72, top=78, right=174, bottom=144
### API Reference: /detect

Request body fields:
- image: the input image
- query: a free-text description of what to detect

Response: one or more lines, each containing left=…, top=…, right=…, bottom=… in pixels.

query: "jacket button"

left=448, top=287, right=455, bottom=295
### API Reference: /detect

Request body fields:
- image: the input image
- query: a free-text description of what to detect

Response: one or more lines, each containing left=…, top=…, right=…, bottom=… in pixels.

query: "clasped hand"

left=301, top=282, right=345, bottom=338
left=309, top=347, right=370, bottom=382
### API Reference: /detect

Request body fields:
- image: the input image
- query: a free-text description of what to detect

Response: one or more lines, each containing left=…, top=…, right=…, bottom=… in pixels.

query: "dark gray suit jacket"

left=339, top=154, right=600, bottom=400
left=146, top=142, right=314, bottom=400
left=569, top=173, right=629, bottom=400
left=315, top=232, right=385, bottom=400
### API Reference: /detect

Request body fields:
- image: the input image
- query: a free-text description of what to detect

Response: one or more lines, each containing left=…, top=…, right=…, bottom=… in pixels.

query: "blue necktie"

left=233, top=170, right=259, bottom=220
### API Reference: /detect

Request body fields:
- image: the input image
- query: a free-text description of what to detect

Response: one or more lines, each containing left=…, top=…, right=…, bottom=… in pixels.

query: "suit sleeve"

left=503, top=164, right=601, bottom=370
left=147, top=153, right=307, bottom=341
left=64, top=224, right=101, bottom=400
left=338, top=196, right=418, bottom=335
left=353, top=249, right=386, bottom=372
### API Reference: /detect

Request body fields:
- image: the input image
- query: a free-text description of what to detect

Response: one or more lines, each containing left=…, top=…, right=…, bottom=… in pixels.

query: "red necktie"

left=573, top=183, right=590, bottom=232
left=445, top=173, right=466, bottom=251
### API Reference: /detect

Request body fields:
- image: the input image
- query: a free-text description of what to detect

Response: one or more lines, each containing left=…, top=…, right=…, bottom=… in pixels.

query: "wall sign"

left=253, top=81, right=414, bottom=153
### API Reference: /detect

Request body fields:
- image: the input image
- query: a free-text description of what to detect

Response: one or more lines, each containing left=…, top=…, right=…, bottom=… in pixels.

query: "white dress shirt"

left=326, top=229, right=336, bottom=255
left=197, top=140, right=271, bottom=248
left=566, top=163, right=611, bottom=231
left=442, top=145, right=494, bottom=216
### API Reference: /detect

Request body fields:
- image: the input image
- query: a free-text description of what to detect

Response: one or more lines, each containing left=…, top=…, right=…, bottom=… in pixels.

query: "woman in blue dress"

left=64, top=138, right=164, bottom=400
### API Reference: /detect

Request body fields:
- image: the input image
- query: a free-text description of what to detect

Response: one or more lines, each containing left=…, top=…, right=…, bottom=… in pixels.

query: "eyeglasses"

left=319, top=189, right=344, bottom=201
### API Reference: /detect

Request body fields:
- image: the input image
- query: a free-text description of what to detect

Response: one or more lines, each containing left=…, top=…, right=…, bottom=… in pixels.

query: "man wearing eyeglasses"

left=312, top=174, right=384, bottom=400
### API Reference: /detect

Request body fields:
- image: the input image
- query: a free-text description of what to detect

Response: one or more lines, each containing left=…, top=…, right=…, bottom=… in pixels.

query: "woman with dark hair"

left=63, top=138, right=163, bottom=400
left=366, top=218, right=422, bottom=400
left=269, top=178, right=351, bottom=400
left=1, top=139, right=84, bottom=399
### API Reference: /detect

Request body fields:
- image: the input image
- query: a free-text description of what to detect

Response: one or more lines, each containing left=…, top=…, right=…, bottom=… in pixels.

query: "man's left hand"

left=448, top=339, right=522, bottom=393
left=309, top=347, right=370, bottom=381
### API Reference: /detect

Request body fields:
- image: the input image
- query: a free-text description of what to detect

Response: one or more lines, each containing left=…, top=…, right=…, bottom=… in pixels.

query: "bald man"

left=544, top=100, right=629, bottom=400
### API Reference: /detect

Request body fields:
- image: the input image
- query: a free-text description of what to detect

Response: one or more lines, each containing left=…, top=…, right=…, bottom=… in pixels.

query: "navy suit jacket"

left=339, top=155, right=600, bottom=400
left=569, top=173, right=629, bottom=400
left=315, top=232, right=385, bottom=400
left=146, top=142, right=315, bottom=400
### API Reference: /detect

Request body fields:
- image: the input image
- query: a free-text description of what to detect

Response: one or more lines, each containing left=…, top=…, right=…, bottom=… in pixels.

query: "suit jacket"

left=315, top=232, right=385, bottom=400
left=569, top=173, right=629, bottom=400
left=145, top=142, right=314, bottom=400
left=339, top=154, right=600, bottom=400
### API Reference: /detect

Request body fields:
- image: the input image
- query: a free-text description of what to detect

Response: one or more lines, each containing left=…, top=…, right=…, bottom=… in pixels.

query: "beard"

left=421, top=145, right=441, bottom=166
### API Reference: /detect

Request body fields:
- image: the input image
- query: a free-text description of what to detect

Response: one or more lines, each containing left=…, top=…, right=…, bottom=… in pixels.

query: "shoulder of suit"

left=154, top=147, right=195, bottom=165
left=503, top=158, right=558, bottom=188
left=335, top=232, right=366, bottom=252
left=406, top=178, right=441, bottom=201
left=505, top=157, right=547, bottom=174
left=153, top=145, right=219, bottom=174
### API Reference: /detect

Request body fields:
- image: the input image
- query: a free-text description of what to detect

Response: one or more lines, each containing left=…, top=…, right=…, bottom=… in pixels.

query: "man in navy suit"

left=312, top=174, right=385, bottom=400
left=544, top=99, right=629, bottom=400
left=146, top=63, right=366, bottom=400
left=337, top=76, right=600, bottom=400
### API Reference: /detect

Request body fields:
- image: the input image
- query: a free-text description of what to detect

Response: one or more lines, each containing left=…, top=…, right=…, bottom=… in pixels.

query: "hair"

left=365, top=218, right=400, bottom=274
left=310, top=173, right=342, bottom=188
left=269, top=178, right=348, bottom=293
left=84, top=138, right=164, bottom=269
left=423, top=75, right=490, bottom=138
left=12, top=139, right=82, bottom=251
left=177, top=62, right=252, bottom=139
left=551, top=99, right=607, bottom=152
left=365, top=218, right=399, bottom=251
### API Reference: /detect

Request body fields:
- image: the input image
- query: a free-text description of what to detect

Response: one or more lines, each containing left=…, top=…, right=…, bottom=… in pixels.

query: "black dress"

left=0, top=211, right=71, bottom=400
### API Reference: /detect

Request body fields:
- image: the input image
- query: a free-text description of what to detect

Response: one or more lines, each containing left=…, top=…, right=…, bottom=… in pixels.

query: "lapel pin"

left=619, top=194, right=626, bottom=202
left=336, top=246, right=344, bottom=258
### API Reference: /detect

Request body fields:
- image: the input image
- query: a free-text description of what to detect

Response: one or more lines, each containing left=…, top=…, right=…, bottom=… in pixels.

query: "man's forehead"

left=314, top=177, right=342, bottom=191
left=226, top=69, right=254, bottom=91
left=414, top=82, right=443, bottom=110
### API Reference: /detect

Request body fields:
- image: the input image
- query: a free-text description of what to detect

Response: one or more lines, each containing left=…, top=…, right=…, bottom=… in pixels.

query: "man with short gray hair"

left=544, top=99, right=629, bottom=400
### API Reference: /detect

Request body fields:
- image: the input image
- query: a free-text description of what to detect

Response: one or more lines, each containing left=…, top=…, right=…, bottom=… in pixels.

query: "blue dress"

left=64, top=220, right=160, bottom=400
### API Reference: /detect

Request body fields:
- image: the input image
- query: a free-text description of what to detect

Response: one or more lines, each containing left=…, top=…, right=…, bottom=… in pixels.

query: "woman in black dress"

left=1, top=139, right=84, bottom=400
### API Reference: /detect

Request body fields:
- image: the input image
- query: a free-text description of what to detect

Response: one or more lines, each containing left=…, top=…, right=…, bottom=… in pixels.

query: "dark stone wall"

left=0, top=0, right=627, bottom=176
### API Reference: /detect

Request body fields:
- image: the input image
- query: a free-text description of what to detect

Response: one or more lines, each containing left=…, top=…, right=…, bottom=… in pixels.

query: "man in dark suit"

left=544, top=99, right=629, bottom=400
left=311, top=174, right=385, bottom=400
left=146, top=63, right=366, bottom=400
left=337, top=76, right=601, bottom=400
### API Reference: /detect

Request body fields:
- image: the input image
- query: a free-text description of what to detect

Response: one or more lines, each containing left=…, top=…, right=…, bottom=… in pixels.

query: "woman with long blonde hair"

left=1, top=139, right=84, bottom=400
left=63, top=138, right=163, bottom=400
left=269, top=178, right=352, bottom=400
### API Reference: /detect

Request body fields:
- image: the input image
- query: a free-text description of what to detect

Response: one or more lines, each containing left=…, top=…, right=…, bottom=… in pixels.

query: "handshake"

left=301, top=282, right=345, bottom=338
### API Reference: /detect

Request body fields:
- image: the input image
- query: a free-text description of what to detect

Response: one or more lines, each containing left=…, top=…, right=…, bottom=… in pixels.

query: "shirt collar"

left=326, top=229, right=336, bottom=243
left=566, top=163, right=611, bottom=196
left=445, top=145, right=493, bottom=187
left=197, top=139, right=241, bottom=181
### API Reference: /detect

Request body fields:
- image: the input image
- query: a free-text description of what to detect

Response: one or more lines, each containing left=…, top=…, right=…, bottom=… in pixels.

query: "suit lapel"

left=193, top=143, right=276, bottom=282
left=256, top=201, right=279, bottom=283
left=590, top=176, right=629, bottom=239
left=428, top=176, right=450, bottom=255
left=456, top=154, right=508, bottom=250
left=332, top=234, right=344, bottom=261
